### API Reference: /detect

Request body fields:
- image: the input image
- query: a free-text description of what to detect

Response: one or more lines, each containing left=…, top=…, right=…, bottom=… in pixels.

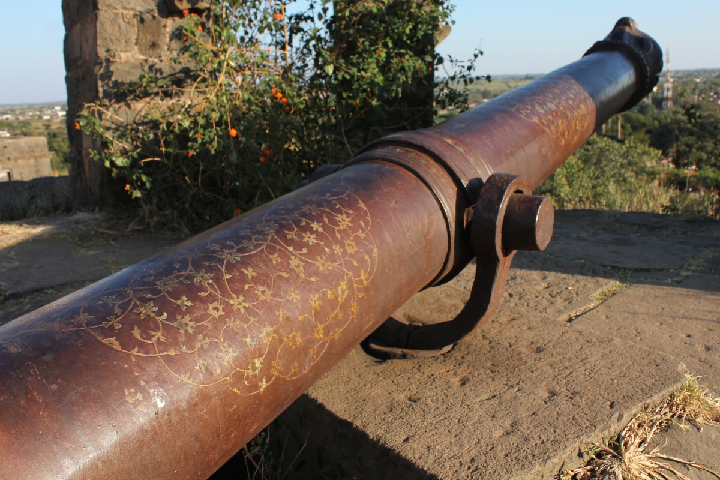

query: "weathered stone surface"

left=97, top=10, right=138, bottom=53
left=165, top=0, right=212, bottom=13
left=65, top=65, right=98, bottom=113
left=137, top=13, right=166, bottom=56
left=0, top=138, right=54, bottom=182
left=62, top=0, right=96, bottom=29
left=650, top=424, right=720, bottom=480
left=97, top=0, right=160, bottom=12
left=573, top=275, right=720, bottom=387
left=545, top=232, right=718, bottom=270
left=617, top=211, right=677, bottom=229
left=0, top=240, right=109, bottom=297
left=293, top=304, right=681, bottom=480
left=0, top=216, right=179, bottom=325
left=696, top=250, right=720, bottom=276
left=270, top=395, right=436, bottom=480
left=0, top=177, right=72, bottom=221
left=77, top=235, right=179, bottom=269
left=64, top=14, right=98, bottom=71
left=105, top=60, right=146, bottom=85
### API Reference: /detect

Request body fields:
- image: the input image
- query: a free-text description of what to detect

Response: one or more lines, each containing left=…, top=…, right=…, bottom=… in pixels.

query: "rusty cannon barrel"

left=0, top=18, right=661, bottom=480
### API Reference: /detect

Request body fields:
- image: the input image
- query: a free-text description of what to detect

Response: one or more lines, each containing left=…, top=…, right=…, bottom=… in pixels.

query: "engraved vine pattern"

left=4, top=184, right=377, bottom=397
left=511, top=80, right=593, bottom=147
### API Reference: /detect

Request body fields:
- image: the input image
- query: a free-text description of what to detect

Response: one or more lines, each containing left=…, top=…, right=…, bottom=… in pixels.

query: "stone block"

left=165, top=0, right=211, bottom=13
left=137, top=14, right=167, bottom=57
left=64, top=14, right=97, bottom=71
left=0, top=177, right=72, bottom=222
left=62, top=0, right=95, bottom=30
left=65, top=65, right=99, bottom=114
left=97, top=10, right=138, bottom=54
left=573, top=275, right=720, bottom=387
left=106, top=60, right=147, bottom=85
left=97, top=0, right=160, bottom=13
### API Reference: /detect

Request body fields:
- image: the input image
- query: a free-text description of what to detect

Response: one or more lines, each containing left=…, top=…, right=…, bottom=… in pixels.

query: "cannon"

left=0, top=18, right=661, bottom=480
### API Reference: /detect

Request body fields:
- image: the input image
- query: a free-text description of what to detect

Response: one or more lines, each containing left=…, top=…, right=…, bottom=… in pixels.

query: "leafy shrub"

left=78, top=0, right=482, bottom=233
left=537, top=136, right=719, bottom=217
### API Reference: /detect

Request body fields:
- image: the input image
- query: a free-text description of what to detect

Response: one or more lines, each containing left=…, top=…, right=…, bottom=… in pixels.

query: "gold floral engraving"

left=4, top=184, right=377, bottom=397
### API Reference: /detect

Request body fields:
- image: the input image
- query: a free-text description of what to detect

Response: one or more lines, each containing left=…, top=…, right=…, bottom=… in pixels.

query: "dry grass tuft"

left=564, top=275, right=631, bottom=322
left=563, top=375, right=720, bottom=480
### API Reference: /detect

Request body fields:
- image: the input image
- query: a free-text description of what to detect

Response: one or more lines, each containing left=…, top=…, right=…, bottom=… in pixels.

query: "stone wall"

left=0, top=177, right=72, bottom=221
left=0, top=137, right=54, bottom=181
left=62, top=0, right=210, bottom=210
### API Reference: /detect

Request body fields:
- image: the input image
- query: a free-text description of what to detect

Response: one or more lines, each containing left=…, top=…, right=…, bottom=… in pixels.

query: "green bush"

left=78, top=0, right=482, bottom=233
left=537, top=136, right=719, bottom=217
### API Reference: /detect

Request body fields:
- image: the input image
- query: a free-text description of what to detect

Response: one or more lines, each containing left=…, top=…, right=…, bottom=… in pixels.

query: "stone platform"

left=1, top=210, right=719, bottom=479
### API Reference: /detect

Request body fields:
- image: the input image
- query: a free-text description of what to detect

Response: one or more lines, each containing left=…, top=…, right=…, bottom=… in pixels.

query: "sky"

left=0, top=0, right=718, bottom=105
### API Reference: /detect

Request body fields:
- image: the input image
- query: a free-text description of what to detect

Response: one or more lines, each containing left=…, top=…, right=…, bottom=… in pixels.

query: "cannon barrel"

left=0, top=18, right=661, bottom=480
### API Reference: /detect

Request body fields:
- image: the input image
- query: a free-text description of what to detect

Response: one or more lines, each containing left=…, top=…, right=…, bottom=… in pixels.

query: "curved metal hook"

left=362, top=174, right=554, bottom=359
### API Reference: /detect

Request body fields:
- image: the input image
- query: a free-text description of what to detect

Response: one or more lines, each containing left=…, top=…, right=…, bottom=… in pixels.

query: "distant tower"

left=662, top=48, right=673, bottom=109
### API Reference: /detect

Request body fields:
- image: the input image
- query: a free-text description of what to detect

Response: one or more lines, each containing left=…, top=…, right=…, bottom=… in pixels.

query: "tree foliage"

left=650, top=106, right=720, bottom=170
left=78, top=0, right=482, bottom=233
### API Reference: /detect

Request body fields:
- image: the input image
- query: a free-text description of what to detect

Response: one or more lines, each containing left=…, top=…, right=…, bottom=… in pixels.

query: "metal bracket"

left=361, top=173, right=554, bottom=360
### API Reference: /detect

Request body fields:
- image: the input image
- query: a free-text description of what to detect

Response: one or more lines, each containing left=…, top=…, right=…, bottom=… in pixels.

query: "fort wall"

left=0, top=137, right=53, bottom=181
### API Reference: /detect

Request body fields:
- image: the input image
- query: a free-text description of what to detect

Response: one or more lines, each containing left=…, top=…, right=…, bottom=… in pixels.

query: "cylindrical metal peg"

left=502, top=194, right=554, bottom=252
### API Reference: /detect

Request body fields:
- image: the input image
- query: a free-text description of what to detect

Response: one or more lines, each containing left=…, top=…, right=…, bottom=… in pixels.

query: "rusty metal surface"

left=0, top=18, right=662, bottom=480
left=0, top=164, right=447, bottom=479
left=361, top=174, right=552, bottom=359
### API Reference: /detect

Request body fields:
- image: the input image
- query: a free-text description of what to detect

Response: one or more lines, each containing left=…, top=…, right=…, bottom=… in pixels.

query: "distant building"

left=662, top=49, right=673, bottom=109
left=0, top=137, right=54, bottom=181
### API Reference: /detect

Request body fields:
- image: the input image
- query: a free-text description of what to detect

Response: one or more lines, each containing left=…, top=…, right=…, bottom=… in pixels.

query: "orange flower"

left=190, top=12, right=197, bottom=17
left=182, top=9, right=189, bottom=16
left=280, top=97, right=288, bottom=104
left=271, top=87, right=277, bottom=95
left=263, top=149, right=270, bottom=156
left=124, top=184, right=131, bottom=191
left=329, top=107, right=334, bottom=112
left=285, top=106, right=290, bottom=112
left=273, top=12, right=283, bottom=20
left=197, top=133, right=203, bottom=138
left=428, top=67, right=433, bottom=72
left=197, top=25, right=203, bottom=32
left=188, top=149, right=195, bottom=157
left=74, top=121, right=79, bottom=130
left=229, top=128, right=237, bottom=137
left=275, top=92, right=283, bottom=99
left=183, top=35, right=188, bottom=41
left=259, top=156, right=266, bottom=163
left=233, top=208, right=242, bottom=217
